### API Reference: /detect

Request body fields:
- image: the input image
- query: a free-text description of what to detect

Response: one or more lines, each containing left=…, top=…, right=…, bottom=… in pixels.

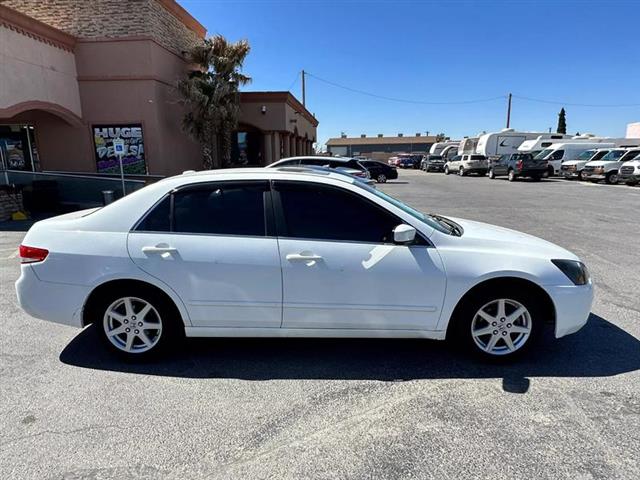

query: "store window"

left=93, top=124, right=147, bottom=174
left=0, top=125, right=39, bottom=172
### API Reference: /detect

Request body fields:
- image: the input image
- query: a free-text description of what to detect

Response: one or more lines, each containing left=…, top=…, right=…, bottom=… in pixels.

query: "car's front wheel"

left=376, top=173, right=387, bottom=183
left=605, top=171, right=619, bottom=184
left=444, top=166, right=450, bottom=175
left=578, top=170, right=587, bottom=181
left=454, top=291, right=540, bottom=360
left=95, top=286, right=182, bottom=359
left=458, top=167, right=465, bottom=176
left=508, top=169, right=517, bottom=182
left=488, top=168, right=495, bottom=179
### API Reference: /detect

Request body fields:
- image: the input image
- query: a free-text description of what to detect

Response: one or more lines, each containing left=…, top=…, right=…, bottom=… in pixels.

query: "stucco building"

left=326, top=133, right=436, bottom=161
left=0, top=0, right=317, bottom=178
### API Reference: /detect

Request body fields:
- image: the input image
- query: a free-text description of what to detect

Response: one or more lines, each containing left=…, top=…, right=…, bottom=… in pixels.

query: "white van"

left=584, top=148, right=640, bottom=184
left=560, top=148, right=615, bottom=180
left=533, top=143, right=612, bottom=176
left=476, top=129, right=555, bottom=158
left=429, top=141, right=459, bottom=156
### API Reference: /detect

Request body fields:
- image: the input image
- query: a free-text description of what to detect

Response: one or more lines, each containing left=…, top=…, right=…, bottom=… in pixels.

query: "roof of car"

left=171, top=166, right=359, bottom=185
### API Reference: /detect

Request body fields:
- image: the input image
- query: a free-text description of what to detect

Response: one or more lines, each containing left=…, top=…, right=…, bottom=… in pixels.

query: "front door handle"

left=286, top=252, right=323, bottom=265
left=142, top=245, right=177, bottom=254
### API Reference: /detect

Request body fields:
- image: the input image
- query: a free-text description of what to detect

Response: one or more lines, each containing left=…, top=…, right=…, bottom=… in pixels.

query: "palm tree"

left=178, top=35, right=251, bottom=169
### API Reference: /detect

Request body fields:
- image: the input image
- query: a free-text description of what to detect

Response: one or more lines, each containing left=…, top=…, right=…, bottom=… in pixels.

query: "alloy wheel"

left=470, top=298, right=532, bottom=356
left=606, top=173, right=618, bottom=184
left=377, top=174, right=387, bottom=183
left=103, top=297, right=163, bottom=353
left=488, top=169, right=495, bottom=179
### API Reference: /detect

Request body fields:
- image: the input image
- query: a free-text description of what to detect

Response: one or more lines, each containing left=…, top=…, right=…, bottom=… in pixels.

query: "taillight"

left=516, top=160, right=523, bottom=170
left=19, top=245, right=49, bottom=263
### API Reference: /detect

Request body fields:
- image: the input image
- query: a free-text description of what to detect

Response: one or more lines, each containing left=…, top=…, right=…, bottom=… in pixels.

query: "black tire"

left=488, top=168, right=495, bottom=179
left=92, top=284, right=183, bottom=359
left=452, top=287, right=542, bottom=361
left=376, top=173, right=387, bottom=183
left=459, top=167, right=465, bottom=176
left=508, top=169, right=517, bottom=182
left=444, top=166, right=450, bottom=175
left=547, top=165, right=555, bottom=177
left=578, top=170, right=587, bottom=181
left=605, top=171, right=619, bottom=185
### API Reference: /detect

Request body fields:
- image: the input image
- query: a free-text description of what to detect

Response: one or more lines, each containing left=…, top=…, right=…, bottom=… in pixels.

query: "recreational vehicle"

left=428, top=141, right=459, bottom=156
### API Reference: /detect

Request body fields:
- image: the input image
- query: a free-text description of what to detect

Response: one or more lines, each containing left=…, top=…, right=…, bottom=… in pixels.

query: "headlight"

left=551, top=259, right=590, bottom=285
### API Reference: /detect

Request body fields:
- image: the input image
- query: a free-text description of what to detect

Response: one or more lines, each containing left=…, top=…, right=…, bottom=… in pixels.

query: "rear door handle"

left=286, top=253, right=323, bottom=264
left=142, top=245, right=177, bottom=254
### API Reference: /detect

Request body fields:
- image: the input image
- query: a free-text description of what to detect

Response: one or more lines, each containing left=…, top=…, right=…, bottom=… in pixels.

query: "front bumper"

left=15, top=265, right=89, bottom=328
left=585, top=173, right=606, bottom=180
left=545, top=283, right=594, bottom=338
left=619, top=173, right=640, bottom=181
left=426, top=164, right=444, bottom=171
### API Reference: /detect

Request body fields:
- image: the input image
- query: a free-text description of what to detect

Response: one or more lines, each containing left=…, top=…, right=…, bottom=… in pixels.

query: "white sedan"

left=15, top=167, right=593, bottom=360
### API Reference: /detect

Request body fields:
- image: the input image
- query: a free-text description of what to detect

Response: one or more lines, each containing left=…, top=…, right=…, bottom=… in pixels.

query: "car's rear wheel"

left=95, top=286, right=182, bottom=359
left=508, top=169, right=517, bottom=182
left=454, top=291, right=541, bottom=360
left=376, top=173, right=387, bottom=183
left=444, top=166, right=450, bottom=175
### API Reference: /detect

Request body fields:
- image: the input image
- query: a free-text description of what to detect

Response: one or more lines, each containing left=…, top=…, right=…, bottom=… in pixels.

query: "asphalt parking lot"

left=1, top=170, right=639, bottom=480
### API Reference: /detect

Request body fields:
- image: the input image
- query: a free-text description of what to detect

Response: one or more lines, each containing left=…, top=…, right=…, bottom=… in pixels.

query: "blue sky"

left=180, top=0, right=640, bottom=146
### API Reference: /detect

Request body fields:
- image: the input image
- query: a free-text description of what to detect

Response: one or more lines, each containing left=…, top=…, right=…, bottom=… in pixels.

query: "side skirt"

left=184, top=327, right=447, bottom=340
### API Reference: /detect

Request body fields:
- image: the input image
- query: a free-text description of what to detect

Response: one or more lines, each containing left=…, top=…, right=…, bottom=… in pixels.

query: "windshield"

left=576, top=150, right=596, bottom=161
left=359, top=184, right=453, bottom=235
left=621, top=151, right=640, bottom=161
left=534, top=149, right=553, bottom=159
left=601, top=150, right=626, bottom=161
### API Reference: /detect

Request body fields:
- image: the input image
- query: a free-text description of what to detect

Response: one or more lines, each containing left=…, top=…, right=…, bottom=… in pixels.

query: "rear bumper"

left=387, top=170, right=399, bottom=179
left=516, top=168, right=547, bottom=177
left=15, top=265, right=88, bottom=328
left=545, top=283, right=594, bottom=338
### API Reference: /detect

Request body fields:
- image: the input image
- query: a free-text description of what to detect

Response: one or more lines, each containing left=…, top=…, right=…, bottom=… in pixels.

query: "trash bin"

left=102, top=190, right=115, bottom=205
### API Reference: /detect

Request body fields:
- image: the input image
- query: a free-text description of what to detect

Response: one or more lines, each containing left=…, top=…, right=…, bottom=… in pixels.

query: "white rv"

left=476, top=129, right=554, bottom=158
left=534, top=142, right=614, bottom=176
left=457, top=137, right=479, bottom=155
left=441, top=145, right=461, bottom=161
left=517, top=134, right=573, bottom=154
left=429, top=141, right=459, bottom=156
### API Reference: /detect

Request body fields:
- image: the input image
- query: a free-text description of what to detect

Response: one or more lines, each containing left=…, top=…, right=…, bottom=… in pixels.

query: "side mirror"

left=393, top=224, right=416, bottom=244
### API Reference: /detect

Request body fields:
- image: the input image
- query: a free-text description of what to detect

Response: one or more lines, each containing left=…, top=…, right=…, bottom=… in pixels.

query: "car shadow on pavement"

left=60, top=313, right=639, bottom=392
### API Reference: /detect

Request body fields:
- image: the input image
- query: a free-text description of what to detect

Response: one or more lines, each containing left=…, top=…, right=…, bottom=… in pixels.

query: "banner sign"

left=93, top=124, right=147, bottom=174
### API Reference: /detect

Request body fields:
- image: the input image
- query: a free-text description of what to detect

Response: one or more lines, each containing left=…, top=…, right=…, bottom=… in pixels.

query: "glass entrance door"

left=0, top=125, right=38, bottom=172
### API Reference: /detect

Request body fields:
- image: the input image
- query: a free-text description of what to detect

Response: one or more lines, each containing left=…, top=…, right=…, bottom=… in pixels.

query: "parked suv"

left=359, top=159, right=399, bottom=183
left=618, top=152, right=640, bottom=186
left=561, top=148, right=612, bottom=181
left=420, top=154, right=445, bottom=172
left=444, top=154, right=488, bottom=176
left=488, top=153, right=547, bottom=181
left=395, top=154, right=422, bottom=169
left=583, top=148, right=639, bottom=184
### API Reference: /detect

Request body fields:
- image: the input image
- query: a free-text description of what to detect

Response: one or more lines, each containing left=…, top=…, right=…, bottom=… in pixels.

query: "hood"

left=447, top=217, right=577, bottom=260
left=622, top=160, right=640, bottom=167
left=586, top=160, right=620, bottom=167
left=562, top=160, right=584, bottom=167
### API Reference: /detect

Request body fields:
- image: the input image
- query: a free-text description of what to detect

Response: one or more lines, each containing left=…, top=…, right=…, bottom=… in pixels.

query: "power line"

left=512, top=94, right=640, bottom=108
left=305, top=72, right=506, bottom=105
left=287, top=72, right=299, bottom=93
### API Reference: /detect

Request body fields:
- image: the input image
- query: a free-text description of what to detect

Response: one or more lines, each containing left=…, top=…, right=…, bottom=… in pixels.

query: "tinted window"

left=173, top=182, right=267, bottom=236
left=275, top=182, right=400, bottom=243
left=550, top=150, right=564, bottom=160
left=137, top=182, right=268, bottom=236
left=277, top=159, right=300, bottom=166
left=299, top=158, right=329, bottom=166
left=136, top=195, right=171, bottom=232
left=470, top=155, right=485, bottom=160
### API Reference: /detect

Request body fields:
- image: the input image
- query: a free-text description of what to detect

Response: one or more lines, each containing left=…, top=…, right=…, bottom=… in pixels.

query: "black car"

left=359, top=160, right=399, bottom=183
left=488, top=153, right=548, bottom=181
left=420, top=154, right=445, bottom=172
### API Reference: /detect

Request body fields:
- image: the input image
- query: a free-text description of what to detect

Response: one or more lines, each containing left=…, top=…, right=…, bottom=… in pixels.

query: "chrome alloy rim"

left=103, top=297, right=162, bottom=353
left=471, top=299, right=532, bottom=355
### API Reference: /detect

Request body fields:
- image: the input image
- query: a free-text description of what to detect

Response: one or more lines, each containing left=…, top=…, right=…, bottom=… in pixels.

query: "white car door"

left=127, top=181, right=282, bottom=328
left=273, top=181, right=446, bottom=331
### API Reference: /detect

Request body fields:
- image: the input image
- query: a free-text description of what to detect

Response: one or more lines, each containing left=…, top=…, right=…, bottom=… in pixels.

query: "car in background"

left=359, top=159, right=398, bottom=183
left=618, top=152, right=640, bottom=186
left=420, top=154, right=445, bottom=172
left=444, top=154, right=488, bottom=176
left=16, top=167, right=593, bottom=361
left=267, top=156, right=371, bottom=179
left=583, top=148, right=639, bottom=184
left=488, top=153, right=548, bottom=182
left=394, top=154, right=422, bottom=169
left=561, top=148, right=613, bottom=180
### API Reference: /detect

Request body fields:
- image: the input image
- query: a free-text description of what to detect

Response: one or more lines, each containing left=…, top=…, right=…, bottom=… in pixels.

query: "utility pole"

left=506, top=93, right=512, bottom=128
left=301, top=69, right=306, bottom=107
